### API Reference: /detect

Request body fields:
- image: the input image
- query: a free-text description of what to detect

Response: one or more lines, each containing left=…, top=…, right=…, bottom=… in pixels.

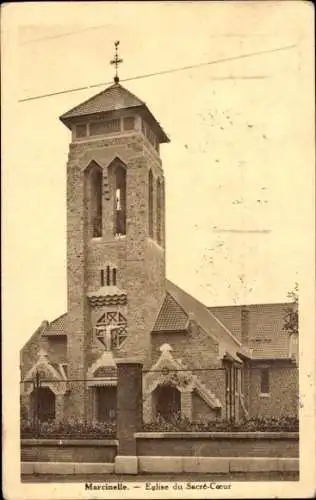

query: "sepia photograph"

left=2, top=1, right=315, bottom=499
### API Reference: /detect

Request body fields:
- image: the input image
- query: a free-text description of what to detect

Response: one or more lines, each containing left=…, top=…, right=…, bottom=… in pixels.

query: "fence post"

left=115, top=359, right=143, bottom=474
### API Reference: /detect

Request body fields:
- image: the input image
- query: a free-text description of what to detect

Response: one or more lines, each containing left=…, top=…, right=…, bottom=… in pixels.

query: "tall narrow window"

left=260, top=368, right=270, bottom=394
left=106, top=265, right=110, bottom=286
left=148, top=170, right=153, bottom=238
left=100, top=269, right=105, bottom=287
left=90, top=165, right=102, bottom=237
left=112, top=268, right=117, bottom=286
left=156, top=178, right=161, bottom=244
left=115, top=165, right=126, bottom=236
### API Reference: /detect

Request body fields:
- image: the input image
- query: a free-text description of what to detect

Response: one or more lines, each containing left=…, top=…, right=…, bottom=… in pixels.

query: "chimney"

left=241, top=306, right=250, bottom=345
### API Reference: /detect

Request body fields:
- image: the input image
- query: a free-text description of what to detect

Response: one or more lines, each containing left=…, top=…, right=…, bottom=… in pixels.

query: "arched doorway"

left=155, top=385, right=181, bottom=420
left=31, top=387, right=56, bottom=422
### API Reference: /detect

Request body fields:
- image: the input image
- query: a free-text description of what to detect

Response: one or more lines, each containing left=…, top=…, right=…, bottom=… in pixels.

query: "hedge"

left=142, top=413, right=299, bottom=432
left=20, top=419, right=116, bottom=439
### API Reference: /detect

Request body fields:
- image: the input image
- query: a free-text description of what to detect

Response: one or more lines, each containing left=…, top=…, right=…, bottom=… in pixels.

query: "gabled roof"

left=59, top=82, right=169, bottom=143
left=153, top=292, right=188, bottom=332
left=209, top=303, right=294, bottom=360
left=41, top=313, right=67, bottom=337
left=246, top=303, right=292, bottom=360
left=153, top=280, right=242, bottom=362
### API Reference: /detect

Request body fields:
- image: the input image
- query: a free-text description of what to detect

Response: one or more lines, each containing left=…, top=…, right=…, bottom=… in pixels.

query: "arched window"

left=88, top=164, right=103, bottom=238
left=114, top=165, right=126, bottom=236
left=148, top=170, right=154, bottom=238
left=156, top=178, right=161, bottom=244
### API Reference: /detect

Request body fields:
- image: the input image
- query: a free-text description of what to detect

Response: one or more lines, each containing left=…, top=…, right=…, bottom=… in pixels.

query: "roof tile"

left=152, top=280, right=242, bottom=362
left=209, top=303, right=294, bottom=360
left=153, top=293, right=188, bottom=332
left=60, top=83, right=144, bottom=120
left=42, top=313, right=67, bottom=337
left=59, top=82, right=169, bottom=142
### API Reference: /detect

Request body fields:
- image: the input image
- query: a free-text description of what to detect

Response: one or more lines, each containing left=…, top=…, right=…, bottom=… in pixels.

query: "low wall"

left=138, top=456, right=299, bottom=474
left=136, top=432, right=299, bottom=458
left=21, top=439, right=118, bottom=463
left=21, top=457, right=299, bottom=475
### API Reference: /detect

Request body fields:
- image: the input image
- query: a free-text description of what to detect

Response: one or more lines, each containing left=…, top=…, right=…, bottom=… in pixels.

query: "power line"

left=20, top=24, right=109, bottom=45
left=20, top=362, right=297, bottom=384
left=19, top=43, right=296, bottom=103
left=21, top=27, right=270, bottom=46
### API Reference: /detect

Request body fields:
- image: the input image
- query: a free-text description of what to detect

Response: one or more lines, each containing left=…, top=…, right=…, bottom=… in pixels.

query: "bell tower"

left=60, top=43, right=169, bottom=418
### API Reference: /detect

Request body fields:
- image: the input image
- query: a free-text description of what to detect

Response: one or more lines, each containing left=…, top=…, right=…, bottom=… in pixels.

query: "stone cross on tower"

left=110, top=40, right=123, bottom=84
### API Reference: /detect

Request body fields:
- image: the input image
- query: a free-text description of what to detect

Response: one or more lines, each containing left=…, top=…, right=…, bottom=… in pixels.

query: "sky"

left=2, top=1, right=314, bottom=349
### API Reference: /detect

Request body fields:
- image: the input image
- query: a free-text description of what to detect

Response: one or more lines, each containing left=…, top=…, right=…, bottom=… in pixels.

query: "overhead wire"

left=19, top=43, right=296, bottom=103
left=20, top=24, right=110, bottom=45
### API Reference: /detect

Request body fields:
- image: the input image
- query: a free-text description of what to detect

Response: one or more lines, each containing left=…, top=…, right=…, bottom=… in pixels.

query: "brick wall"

left=66, top=129, right=166, bottom=417
left=192, top=391, right=220, bottom=422
left=45, top=337, right=67, bottom=364
left=21, top=440, right=117, bottom=463
left=151, top=327, right=226, bottom=407
left=66, top=147, right=89, bottom=418
left=136, top=433, right=299, bottom=458
left=20, top=323, right=47, bottom=379
left=249, top=363, right=298, bottom=417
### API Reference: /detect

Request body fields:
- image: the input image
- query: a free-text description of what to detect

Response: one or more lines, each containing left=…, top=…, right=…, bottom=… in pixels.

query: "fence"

left=20, top=363, right=298, bottom=439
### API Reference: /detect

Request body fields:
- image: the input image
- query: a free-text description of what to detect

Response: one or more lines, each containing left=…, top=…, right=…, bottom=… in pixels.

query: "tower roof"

left=60, top=82, right=169, bottom=143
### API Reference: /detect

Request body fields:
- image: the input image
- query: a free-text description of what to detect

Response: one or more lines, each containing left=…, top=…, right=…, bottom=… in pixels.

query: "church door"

left=156, top=385, right=181, bottom=420
left=96, top=387, right=117, bottom=421
left=31, top=387, right=56, bottom=422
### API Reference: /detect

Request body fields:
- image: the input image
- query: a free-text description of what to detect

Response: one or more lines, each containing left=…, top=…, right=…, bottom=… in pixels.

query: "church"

left=20, top=48, right=298, bottom=427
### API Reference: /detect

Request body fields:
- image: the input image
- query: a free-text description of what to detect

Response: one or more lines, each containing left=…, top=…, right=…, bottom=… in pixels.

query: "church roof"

left=35, top=292, right=292, bottom=360
left=60, top=82, right=169, bottom=143
left=41, top=313, right=67, bottom=337
left=153, top=280, right=243, bottom=362
left=209, top=303, right=293, bottom=360
left=153, top=292, right=189, bottom=332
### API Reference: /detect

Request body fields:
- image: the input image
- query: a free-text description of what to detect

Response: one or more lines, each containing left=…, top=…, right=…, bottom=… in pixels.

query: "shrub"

left=20, top=418, right=116, bottom=439
left=143, top=413, right=299, bottom=433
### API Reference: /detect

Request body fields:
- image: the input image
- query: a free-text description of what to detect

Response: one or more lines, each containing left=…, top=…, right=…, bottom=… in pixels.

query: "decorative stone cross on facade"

left=96, top=324, right=119, bottom=351
left=110, top=40, right=123, bottom=84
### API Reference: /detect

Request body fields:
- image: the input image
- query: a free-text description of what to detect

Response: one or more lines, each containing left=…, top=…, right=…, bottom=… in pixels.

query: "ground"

left=21, top=471, right=299, bottom=482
